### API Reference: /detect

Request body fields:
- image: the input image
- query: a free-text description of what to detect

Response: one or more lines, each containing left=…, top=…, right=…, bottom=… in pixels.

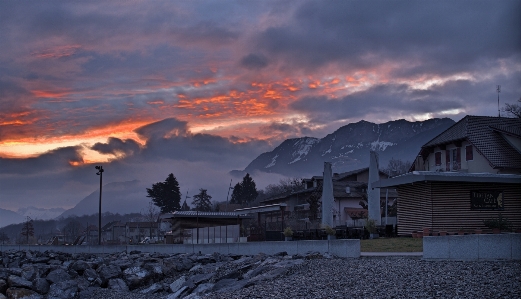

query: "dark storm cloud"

left=134, top=118, right=189, bottom=140
left=90, top=137, right=141, bottom=157
left=0, top=146, right=83, bottom=175
left=291, top=83, right=466, bottom=123
left=254, top=0, right=521, bottom=75
left=240, top=53, right=269, bottom=70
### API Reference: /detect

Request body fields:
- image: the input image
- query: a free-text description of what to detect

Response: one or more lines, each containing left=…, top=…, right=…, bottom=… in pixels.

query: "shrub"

left=483, top=214, right=512, bottom=231
left=365, top=218, right=377, bottom=233
left=283, top=227, right=293, bottom=237
left=322, top=224, right=336, bottom=236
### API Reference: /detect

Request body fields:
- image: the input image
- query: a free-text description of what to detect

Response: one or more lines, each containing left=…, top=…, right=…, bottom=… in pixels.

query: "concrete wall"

left=423, top=234, right=521, bottom=260
left=0, top=239, right=360, bottom=258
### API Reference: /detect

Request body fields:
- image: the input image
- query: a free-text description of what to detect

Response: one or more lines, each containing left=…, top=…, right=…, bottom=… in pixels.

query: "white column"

left=321, top=162, right=334, bottom=227
left=368, top=151, right=381, bottom=225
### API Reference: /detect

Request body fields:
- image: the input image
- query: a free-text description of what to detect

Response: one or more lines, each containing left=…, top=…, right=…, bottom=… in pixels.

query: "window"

left=466, top=145, right=473, bottom=161
left=435, top=152, right=441, bottom=166
left=446, top=148, right=461, bottom=171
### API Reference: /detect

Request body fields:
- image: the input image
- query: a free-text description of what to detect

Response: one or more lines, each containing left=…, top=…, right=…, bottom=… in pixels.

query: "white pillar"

left=368, top=151, right=381, bottom=225
left=321, top=162, right=334, bottom=227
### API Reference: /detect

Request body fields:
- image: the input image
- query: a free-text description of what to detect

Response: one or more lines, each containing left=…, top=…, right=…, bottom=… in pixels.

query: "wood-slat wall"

left=396, top=183, right=432, bottom=236
left=396, top=182, right=521, bottom=236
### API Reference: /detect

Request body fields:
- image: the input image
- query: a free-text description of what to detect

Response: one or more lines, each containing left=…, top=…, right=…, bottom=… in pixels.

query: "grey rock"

left=7, top=275, right=33, bottom=289
left=167, top=285, right=188, bottom=299
left=69, top=260, right=90, bottom=275
left=30, top=257, right=50, bottom=264
left=183, top=273, right=215, bottom=289
left=192, top=282, right=214, bottom=295
left=45, top=269, right=72, bottom=284
left=122, top=266, right=150, bottom=290
left=82, top=268, right=100, bottom=285
left=32, top=278, right=50, bottom=294
left=0, top=293, right=5, bottom=299
left=0, top=279, right=7, bottom=294
left=139, top=282, right=162, bottom=294
left=47, top=259, right=62, bottom=266
left=169, top=275, right=186, bottom=293
left=6, top=287, right=43, bottom=299
left=21, top=265, right=38, bottom=281
left=47, top=280, right=78, bottom=299
left=212, top=279, right=248, bottom=293
left=107, top=278, right=129, bottom=292
left=96, top=264, right=121, bottom=282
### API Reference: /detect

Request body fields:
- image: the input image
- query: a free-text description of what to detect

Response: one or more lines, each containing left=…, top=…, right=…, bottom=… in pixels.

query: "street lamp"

left=95, top=165, right=104, bottom=245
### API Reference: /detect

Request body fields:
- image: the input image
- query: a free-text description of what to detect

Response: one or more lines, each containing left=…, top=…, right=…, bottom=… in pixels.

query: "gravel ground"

left=86, top=257, right=521, bottom=299
left=205, top=257, right=521, bottom=299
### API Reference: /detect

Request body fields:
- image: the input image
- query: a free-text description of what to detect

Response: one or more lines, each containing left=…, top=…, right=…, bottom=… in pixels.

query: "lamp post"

left=95, top=165, right=104, bottom=245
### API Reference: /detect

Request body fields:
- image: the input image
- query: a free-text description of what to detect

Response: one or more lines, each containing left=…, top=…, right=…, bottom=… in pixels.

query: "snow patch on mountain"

left=289, top=138, right=319, bottom=164
left=17, top=206, right=66, bottom=220
left=265, top=154, right=279, bottom=168
left=370, top=141, right=396, bottom=151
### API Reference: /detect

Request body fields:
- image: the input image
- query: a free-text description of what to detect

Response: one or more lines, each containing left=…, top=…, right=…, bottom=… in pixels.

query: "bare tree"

left=263, top=177, right=304, bottom=199
left=503, top=97, right=521, bottom=118
left=381, top=158, right=412, bottom=177
left=142, top=201, right=160, bottom=240
left=62, top=219, right=84, bottom=244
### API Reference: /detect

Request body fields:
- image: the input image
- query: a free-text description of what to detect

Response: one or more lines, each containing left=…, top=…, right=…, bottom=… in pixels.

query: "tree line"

left=146, top=173, right=260, bottom=213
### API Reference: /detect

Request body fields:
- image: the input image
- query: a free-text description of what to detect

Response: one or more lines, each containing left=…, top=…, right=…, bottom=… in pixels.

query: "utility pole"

left=497, top=85, right=501, bottom=117
left=225, top=179, right=233, bottom=211
left=95, top=165, right=104, bottom=245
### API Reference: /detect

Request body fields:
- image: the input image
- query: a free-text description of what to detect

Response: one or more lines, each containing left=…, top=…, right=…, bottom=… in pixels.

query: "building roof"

left=161, top=211, right=252, bottom=219
left=372, top=171, right=521, bottom=188
left=422, top=116, right=521, bottom=169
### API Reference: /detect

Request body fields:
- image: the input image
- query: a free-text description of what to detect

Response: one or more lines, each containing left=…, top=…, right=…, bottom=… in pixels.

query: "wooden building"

left=375, top=116, right=521, bottom=236
left=374, top=172, right=521, bottom=235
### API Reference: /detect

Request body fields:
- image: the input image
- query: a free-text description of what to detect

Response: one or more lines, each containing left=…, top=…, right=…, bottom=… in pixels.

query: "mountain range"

left=2, top=118, right=455, bottom=228
left=234, top=118, right=455, bottom=177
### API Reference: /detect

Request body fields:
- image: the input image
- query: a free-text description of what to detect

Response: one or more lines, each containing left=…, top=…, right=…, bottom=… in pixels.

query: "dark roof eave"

left=372, top=172, right=521, bottom=188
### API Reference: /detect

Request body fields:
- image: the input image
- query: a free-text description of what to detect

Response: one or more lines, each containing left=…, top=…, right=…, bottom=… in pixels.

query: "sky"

left=0, top=1, right=520, bottom=212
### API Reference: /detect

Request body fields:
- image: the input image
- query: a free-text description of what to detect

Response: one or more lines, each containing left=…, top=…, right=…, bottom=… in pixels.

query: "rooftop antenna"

left=497, top=85, right=501, bottom=117
left=184, top=189, right=190, bottom=210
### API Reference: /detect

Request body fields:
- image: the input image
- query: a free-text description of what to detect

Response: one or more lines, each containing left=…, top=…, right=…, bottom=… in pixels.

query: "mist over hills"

left=58, top=180, right=149, bottom=219
left=234, top=118, right=455, bottom=177
left=2, top=118, right=455, bottom=228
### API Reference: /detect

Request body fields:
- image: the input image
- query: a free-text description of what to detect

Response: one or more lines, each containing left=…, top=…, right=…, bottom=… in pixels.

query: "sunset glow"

left=0, top=1, right=519, bottom=211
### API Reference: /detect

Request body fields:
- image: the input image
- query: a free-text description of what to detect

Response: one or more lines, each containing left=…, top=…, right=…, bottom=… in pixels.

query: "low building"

left=260, top=168, right=397, bottom=228
left=160, top=211, right=251, bottom=244
left=375, top=116, right=521, bottom=236
left=373, top=171, right=521, bottom=235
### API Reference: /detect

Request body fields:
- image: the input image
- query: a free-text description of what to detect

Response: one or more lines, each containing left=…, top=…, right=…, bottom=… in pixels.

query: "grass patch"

left=360, top=237, right=423, bottom=252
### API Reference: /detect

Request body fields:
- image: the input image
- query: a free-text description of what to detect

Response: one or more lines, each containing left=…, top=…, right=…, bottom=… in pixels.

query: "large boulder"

left=96, top=264, right=121, bottom=284
left=7, top=275, right=33, bottom=289
left=6, top=287, right=43, bottom=299
left=122, top=267, right=150, bottom=290
left=69, top=261, right=90, bottom=275
left=46, top=280, right=78, bottom=299
left=32, top=278, right=50, bottom=295
left=0, top=279, right=7, bottom=294
left=45, top=269, right=72, bottom=284
left=107, top=278, right=129, bottom=293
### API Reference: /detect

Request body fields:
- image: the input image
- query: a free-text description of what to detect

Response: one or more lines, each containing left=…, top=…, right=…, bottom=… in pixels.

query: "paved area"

left=361, top=251, right=423, bottom=257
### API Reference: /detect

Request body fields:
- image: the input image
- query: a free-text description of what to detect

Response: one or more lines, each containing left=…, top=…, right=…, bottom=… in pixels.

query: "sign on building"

left=470, top=190, right=504, bottom=210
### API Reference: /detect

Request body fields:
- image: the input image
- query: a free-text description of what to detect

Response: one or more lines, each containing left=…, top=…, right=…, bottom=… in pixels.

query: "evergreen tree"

left=230, top=173, right=258, bottom=205
left=230, top=182, right=243, bottom=204
left=146, top=173, right=181, bottom=213
left=192, top=189, right=212, bottom=212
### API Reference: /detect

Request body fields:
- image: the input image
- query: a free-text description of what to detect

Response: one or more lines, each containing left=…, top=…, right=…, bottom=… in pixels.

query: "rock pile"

left=0, top=249, right=322, bottom=299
